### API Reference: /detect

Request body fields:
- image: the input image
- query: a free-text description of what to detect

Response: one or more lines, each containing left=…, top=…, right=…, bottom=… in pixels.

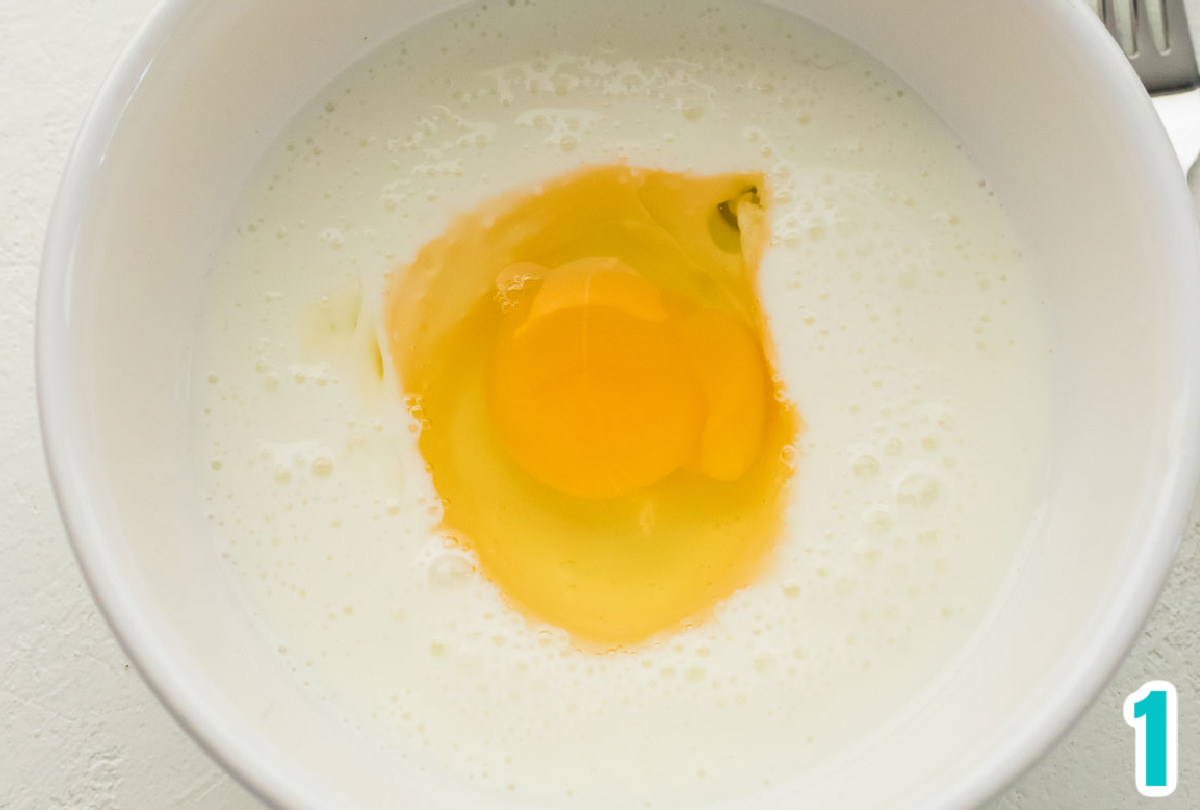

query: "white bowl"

left=36, top=0, right=1200, bottom=808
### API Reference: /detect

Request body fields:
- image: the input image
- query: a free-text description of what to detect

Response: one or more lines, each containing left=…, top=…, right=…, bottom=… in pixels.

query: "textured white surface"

left=1, top=1, right=1197, bottom=808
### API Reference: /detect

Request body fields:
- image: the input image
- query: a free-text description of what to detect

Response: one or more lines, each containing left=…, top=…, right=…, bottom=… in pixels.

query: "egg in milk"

left=194, top=0, right=1050, bottom=807
left=389, top=165, right=798, bottom=644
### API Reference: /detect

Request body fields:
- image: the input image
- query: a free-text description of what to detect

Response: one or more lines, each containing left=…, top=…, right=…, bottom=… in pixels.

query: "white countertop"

left=2, top=1, right=1197, bottom=807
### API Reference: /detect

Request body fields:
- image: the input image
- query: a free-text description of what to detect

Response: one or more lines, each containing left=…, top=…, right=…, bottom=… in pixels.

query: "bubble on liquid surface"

left=852, top=455, right=880, bottom=479
left=895, top=469, right=941, bottom=509
left=428, top=552, right=476, bottom=588
left=862, top=507, right=893, bottom=533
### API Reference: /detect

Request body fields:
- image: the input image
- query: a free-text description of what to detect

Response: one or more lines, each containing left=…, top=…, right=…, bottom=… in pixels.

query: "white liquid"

left=192, top=1, right=1050, bottom=807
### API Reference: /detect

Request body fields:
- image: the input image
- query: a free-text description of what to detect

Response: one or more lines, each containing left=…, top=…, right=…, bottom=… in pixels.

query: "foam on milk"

left=192, top=1, right=1050, bottom=806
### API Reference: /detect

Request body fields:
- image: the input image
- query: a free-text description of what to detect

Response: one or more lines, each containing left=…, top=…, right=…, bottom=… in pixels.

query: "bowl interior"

left=38, top=0, right=1200, bottom=808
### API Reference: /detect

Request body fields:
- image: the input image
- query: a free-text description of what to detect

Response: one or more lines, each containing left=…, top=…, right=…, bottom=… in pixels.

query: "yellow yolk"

left=386, top=166, right=799, bottom=646
left=489, top=260, right=707, bottom=499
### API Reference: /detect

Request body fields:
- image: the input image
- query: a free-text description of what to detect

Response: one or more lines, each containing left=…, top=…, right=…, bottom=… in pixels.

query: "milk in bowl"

left=192, top=0, right=1050, bottom=806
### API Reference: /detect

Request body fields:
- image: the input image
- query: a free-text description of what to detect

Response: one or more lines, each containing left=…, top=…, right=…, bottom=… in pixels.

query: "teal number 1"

left=1123, top=680, right=1178, bottom=798
left=1135, top=690, right=1168, bottom=787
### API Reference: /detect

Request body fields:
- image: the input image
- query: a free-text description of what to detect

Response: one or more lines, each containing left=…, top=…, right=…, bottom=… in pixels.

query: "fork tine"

left=1101, top=0, right=1123, bottom=42
left=1099, top=0, right=1200, bottom=98
left=1164, top=0, right=1193, bottom=52
left=1132, top=0, right=1158, bottom=55
left=1152, top=0, right=1200, bottom=91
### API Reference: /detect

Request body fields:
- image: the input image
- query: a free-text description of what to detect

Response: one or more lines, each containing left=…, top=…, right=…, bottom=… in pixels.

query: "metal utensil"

left=1100, top=0, right=1200, bottom=170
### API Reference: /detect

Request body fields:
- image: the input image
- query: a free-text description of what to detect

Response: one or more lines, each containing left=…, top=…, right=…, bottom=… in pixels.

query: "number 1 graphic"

left=1123, top=680, right=1178, bottom=798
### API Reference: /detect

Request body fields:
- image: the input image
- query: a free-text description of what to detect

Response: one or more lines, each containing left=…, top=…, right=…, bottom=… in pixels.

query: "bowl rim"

left=35, top=1, right=1200, bottom=809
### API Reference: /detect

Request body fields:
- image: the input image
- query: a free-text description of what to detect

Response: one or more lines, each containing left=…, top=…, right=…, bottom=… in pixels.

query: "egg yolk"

left=386, top=166, right=799, bottom=646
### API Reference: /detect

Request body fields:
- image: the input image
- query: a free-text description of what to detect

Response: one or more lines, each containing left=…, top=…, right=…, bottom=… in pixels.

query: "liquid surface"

left=192, top=1, right=1051, bottom=806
